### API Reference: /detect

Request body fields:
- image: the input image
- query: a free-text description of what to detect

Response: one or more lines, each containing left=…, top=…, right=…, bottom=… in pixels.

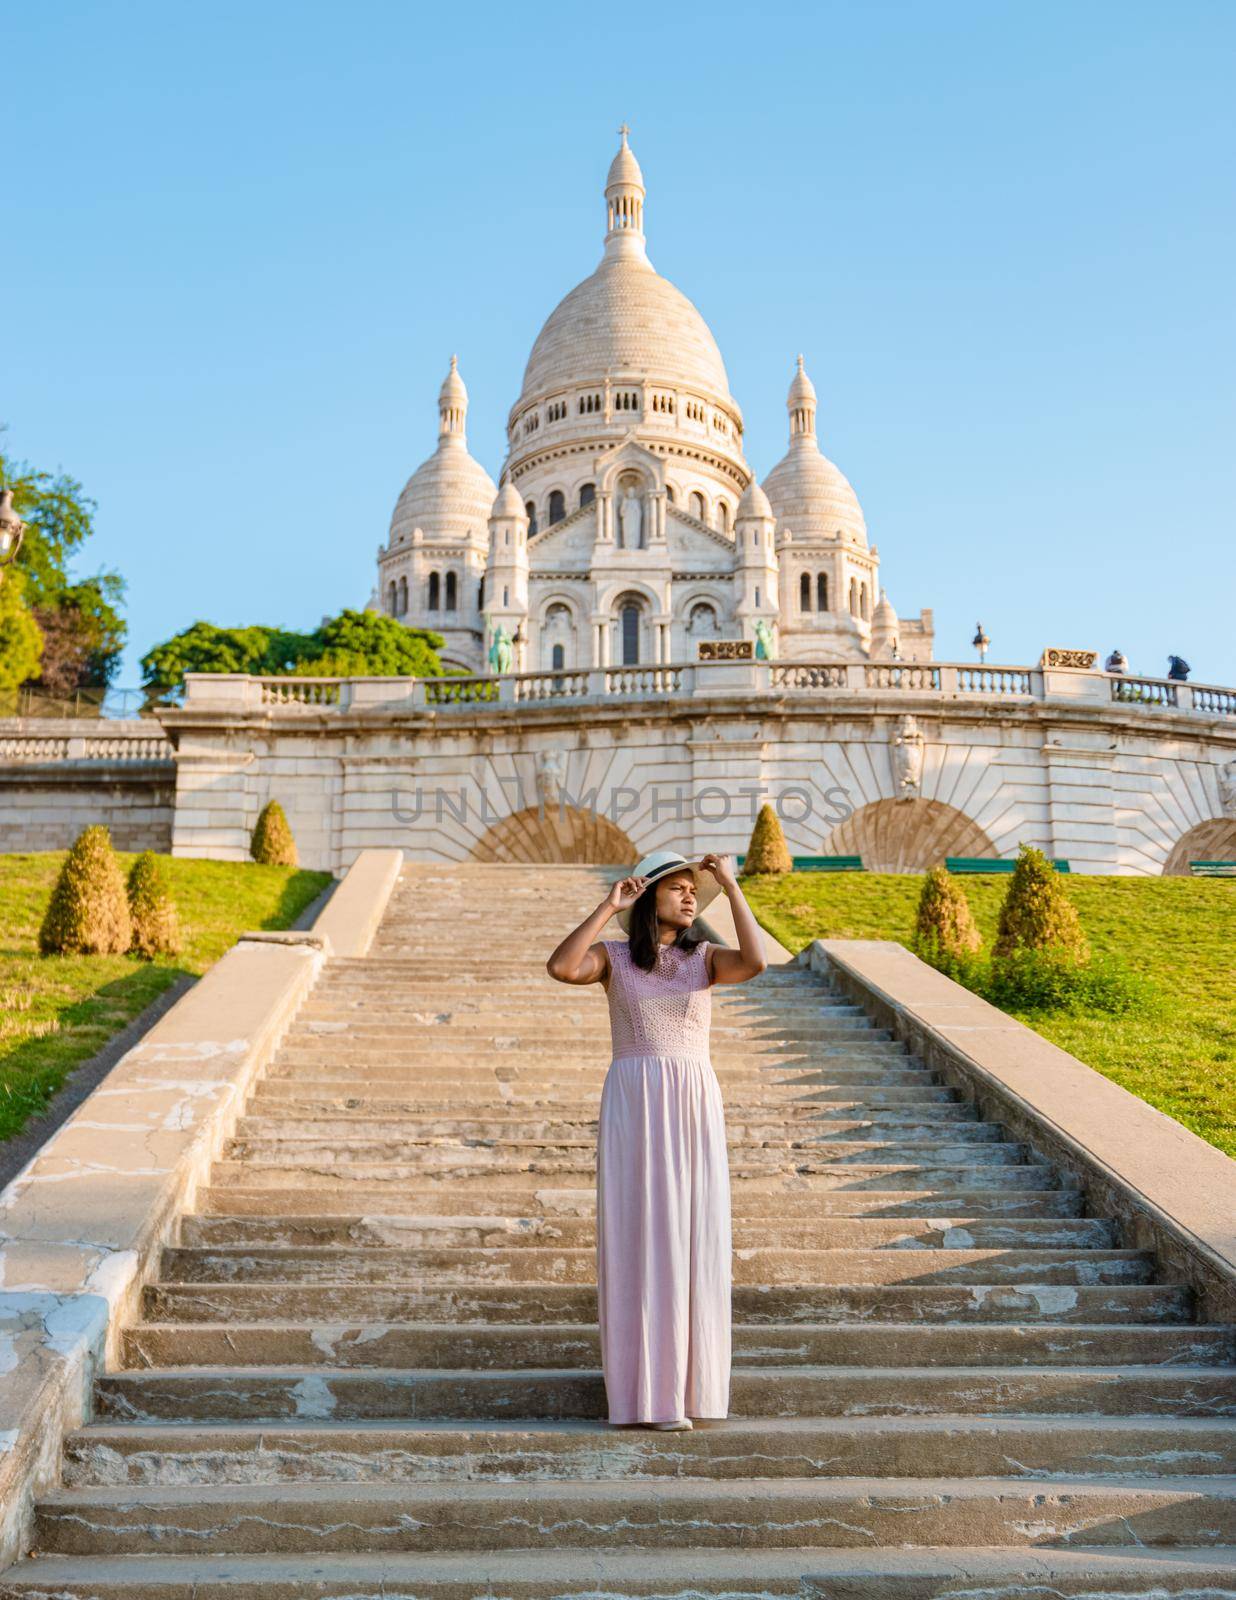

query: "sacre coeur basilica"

left=373, top=129, right=931, bottom=675
left=129, top=134, right=1235, bottom=876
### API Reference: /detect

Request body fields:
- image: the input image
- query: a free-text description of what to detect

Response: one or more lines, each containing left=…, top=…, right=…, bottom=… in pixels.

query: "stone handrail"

left=174, top=660, right=1236, bottom=719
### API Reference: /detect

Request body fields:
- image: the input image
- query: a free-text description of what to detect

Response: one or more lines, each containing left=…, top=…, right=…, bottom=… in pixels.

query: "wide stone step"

left=247, top=1087, right=974, bottom=1117
left=265, top=1059, right=934, bottom=1086
left=140, top=1282, right=1192, bottom=1326
left=252, top=1078, right=965, bottom=1106
left=206, top=1159, right=1060, bottom=1191
left=222, top=1137, right=1033, bottom=1171
left=178, top=1213, right=1118, bottom=1252
left=230, top=1114, right=1008, bottom=1144
left=33, top=1474, right=1236, bottom=1554
left=122, top=1320, right=1236, bottom=1371
left=196, top=1184, right=1085, bottom=1219
left=62, top=1413, right=1236, bottom=1487
left=5, top=1546, right=1235, bottom=1600
left=158, top=1244, right=1156, bottom=1288
left=283, top=1021, right=891, bottom=1043
left=8, top=1544, right=1236, bottom=1600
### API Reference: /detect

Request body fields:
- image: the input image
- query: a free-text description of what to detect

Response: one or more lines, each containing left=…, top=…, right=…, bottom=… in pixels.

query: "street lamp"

left=0, top=489, right=25, bottom=575
left=972, top=622, right=990, bottom=664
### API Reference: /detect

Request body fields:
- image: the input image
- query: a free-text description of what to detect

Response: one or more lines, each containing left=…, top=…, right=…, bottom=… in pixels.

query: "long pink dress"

left=596, top=937, right=732, bottom=1424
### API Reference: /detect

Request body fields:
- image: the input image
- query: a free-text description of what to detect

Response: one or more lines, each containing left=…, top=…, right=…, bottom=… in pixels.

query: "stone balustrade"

left=176, top=660, right=1236, bottom=720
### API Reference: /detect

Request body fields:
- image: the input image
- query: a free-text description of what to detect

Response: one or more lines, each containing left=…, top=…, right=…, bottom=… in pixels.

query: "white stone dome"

left=519, top=254, right=732, bottom=405
left=764, top=356, right=867, bottom=546
left=491, top=479, right=525, bottom=519
left=388, top=357, right=497, bottom=546
left=737, top=479, right=772, bottom=520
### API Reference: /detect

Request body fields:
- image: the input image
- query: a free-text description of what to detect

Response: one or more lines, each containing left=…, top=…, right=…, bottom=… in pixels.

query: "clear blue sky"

left=6, top=0, right=1235, bottom=687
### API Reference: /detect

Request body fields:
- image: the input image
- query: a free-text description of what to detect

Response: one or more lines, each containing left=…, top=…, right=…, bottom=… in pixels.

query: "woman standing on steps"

left=546, top=850, right=768, bottom=1431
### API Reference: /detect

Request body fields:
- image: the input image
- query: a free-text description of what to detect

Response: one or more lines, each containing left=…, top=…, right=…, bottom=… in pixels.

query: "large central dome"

left=515, top=131, right=734, bottom=411
left=520, top=255, right=731, bottom=403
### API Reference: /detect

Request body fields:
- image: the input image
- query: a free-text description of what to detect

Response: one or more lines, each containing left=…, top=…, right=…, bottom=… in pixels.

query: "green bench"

left=945, top=856, right=1071, bottom=875
left=736, top=854, right=865, bottom=872
left=1189, top=861, right=1236, bottom=877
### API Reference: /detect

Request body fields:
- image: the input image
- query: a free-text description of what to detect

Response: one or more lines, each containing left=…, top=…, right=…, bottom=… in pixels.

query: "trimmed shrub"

left=994, top=844, right=1089, bottom=963
left=914, top=866, right=982, bottom=973
left=250, top=800, right=298, bottom=867
left=742, top=803, right=792, bottom=875
left=127, top=851, right=182, bottom=958
left=38, top=825, right=132, bottom=955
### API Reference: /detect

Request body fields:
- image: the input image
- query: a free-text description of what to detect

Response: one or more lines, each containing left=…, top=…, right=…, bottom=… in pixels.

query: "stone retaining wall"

left=0, top=722, right=174, bottom=853
left=811, top=938, right=1236, bottom=1324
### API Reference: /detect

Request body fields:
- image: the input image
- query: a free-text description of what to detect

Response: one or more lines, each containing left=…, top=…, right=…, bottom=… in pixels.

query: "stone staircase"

left=5, top=862, right=1236, bottom=1597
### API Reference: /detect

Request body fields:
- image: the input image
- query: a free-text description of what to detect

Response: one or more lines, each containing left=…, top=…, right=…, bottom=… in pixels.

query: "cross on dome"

left=605, top=126, right=646, bottom=259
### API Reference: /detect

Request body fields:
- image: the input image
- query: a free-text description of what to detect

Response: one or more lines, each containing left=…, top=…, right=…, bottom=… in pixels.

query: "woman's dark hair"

left=626, top=874, right=705, bottom=972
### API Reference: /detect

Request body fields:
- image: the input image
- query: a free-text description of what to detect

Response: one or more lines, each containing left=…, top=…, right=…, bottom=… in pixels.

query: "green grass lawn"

left=742, top=872, right=1236, bottom=1159
left=0, top=854, right=332, bottom=1145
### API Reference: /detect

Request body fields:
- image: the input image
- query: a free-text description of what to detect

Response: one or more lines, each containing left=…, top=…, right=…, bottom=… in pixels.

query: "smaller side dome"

left=873, top=589, right=898, bottom=626
left=737, top=479, right=773, bottom=520
left=491, top=479, right=526, bottom=519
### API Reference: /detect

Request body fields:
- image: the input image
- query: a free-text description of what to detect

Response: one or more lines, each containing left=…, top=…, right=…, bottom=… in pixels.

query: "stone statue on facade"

left=619, top=487, right=642, bottom=549
left=536, top=747, right=567, bottom=811
left=891, top=714, right=925, bottom=799
left=1220, top=758, right=1236, bottom=820
left=487, top=624, right=513, bottom=674
left=753, top=618, right=776, bottom=661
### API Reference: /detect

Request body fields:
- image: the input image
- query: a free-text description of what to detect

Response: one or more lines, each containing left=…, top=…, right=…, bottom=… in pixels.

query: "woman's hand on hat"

left=608, top=874, right=648, bottom=914
left=699, top=852, right=739, bottom=890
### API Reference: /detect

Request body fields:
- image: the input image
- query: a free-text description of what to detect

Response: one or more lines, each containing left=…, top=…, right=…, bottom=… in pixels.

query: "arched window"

left=689, top=491, right=707, bottom=522
left=849, top=577, right=859, bottom=616
left=551, top=643, right=565, bottom=670
left=477, top=576, right=484, bottom=609
left=860, top=582, right=870, bottom=621
left=428, top=571, right=440, bottom=610
left=398, top=575, right=408, bottom=616
left=754, top=585, right=761, bottom=606
left=502, top=585, right=509, bottom=606
left=578, top=482, right=595, bottom=508
left=387, top=581, right=397, bottom=615
left=716, top=501, right=730, bottom=533
left=548, top=490, right=566, bottom=526
left=816, top=571, right=828, bottom=611
left=525, top=501, right=538, bottom=536
left=800, top=572, right=812, bottom=611
left=445, top=571, right=457, bottom=610
left=621, top=603, right=640, bottom=664
left=665, top=484, right=675, bottom=503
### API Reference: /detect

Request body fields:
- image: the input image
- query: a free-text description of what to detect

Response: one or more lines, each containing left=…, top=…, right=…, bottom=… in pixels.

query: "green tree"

left=251, top=800, right=298, bottom=867
left=0, top=432, right=127, bottom=690
left=741, top=802, right=793, bottom=875
left=127, top=851, right=182, bottom=958
left=39, top=826, right=132, bottom=956
left=0, top=567, right=45, bottom=698
left=295, top=610, right=446, bottom=678
left=142, top=611, right=446, bottom=699
left=994, top=844, right=1089, bottom=963
left=914, top=866, right=982, bottom=971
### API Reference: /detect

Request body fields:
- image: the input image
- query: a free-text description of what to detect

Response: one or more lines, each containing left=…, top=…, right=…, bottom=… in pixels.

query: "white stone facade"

left=162, top=661, right=1236, bottom=877
left=374, top=133, right=932, bottom=674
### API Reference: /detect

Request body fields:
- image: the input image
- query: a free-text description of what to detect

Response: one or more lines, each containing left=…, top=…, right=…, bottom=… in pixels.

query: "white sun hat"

left=614, top=849, right=724, bottom=933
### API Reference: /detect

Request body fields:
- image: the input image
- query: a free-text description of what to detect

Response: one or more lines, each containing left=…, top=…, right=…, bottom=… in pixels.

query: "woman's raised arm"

left=545, top=874, right=646, bottom=984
